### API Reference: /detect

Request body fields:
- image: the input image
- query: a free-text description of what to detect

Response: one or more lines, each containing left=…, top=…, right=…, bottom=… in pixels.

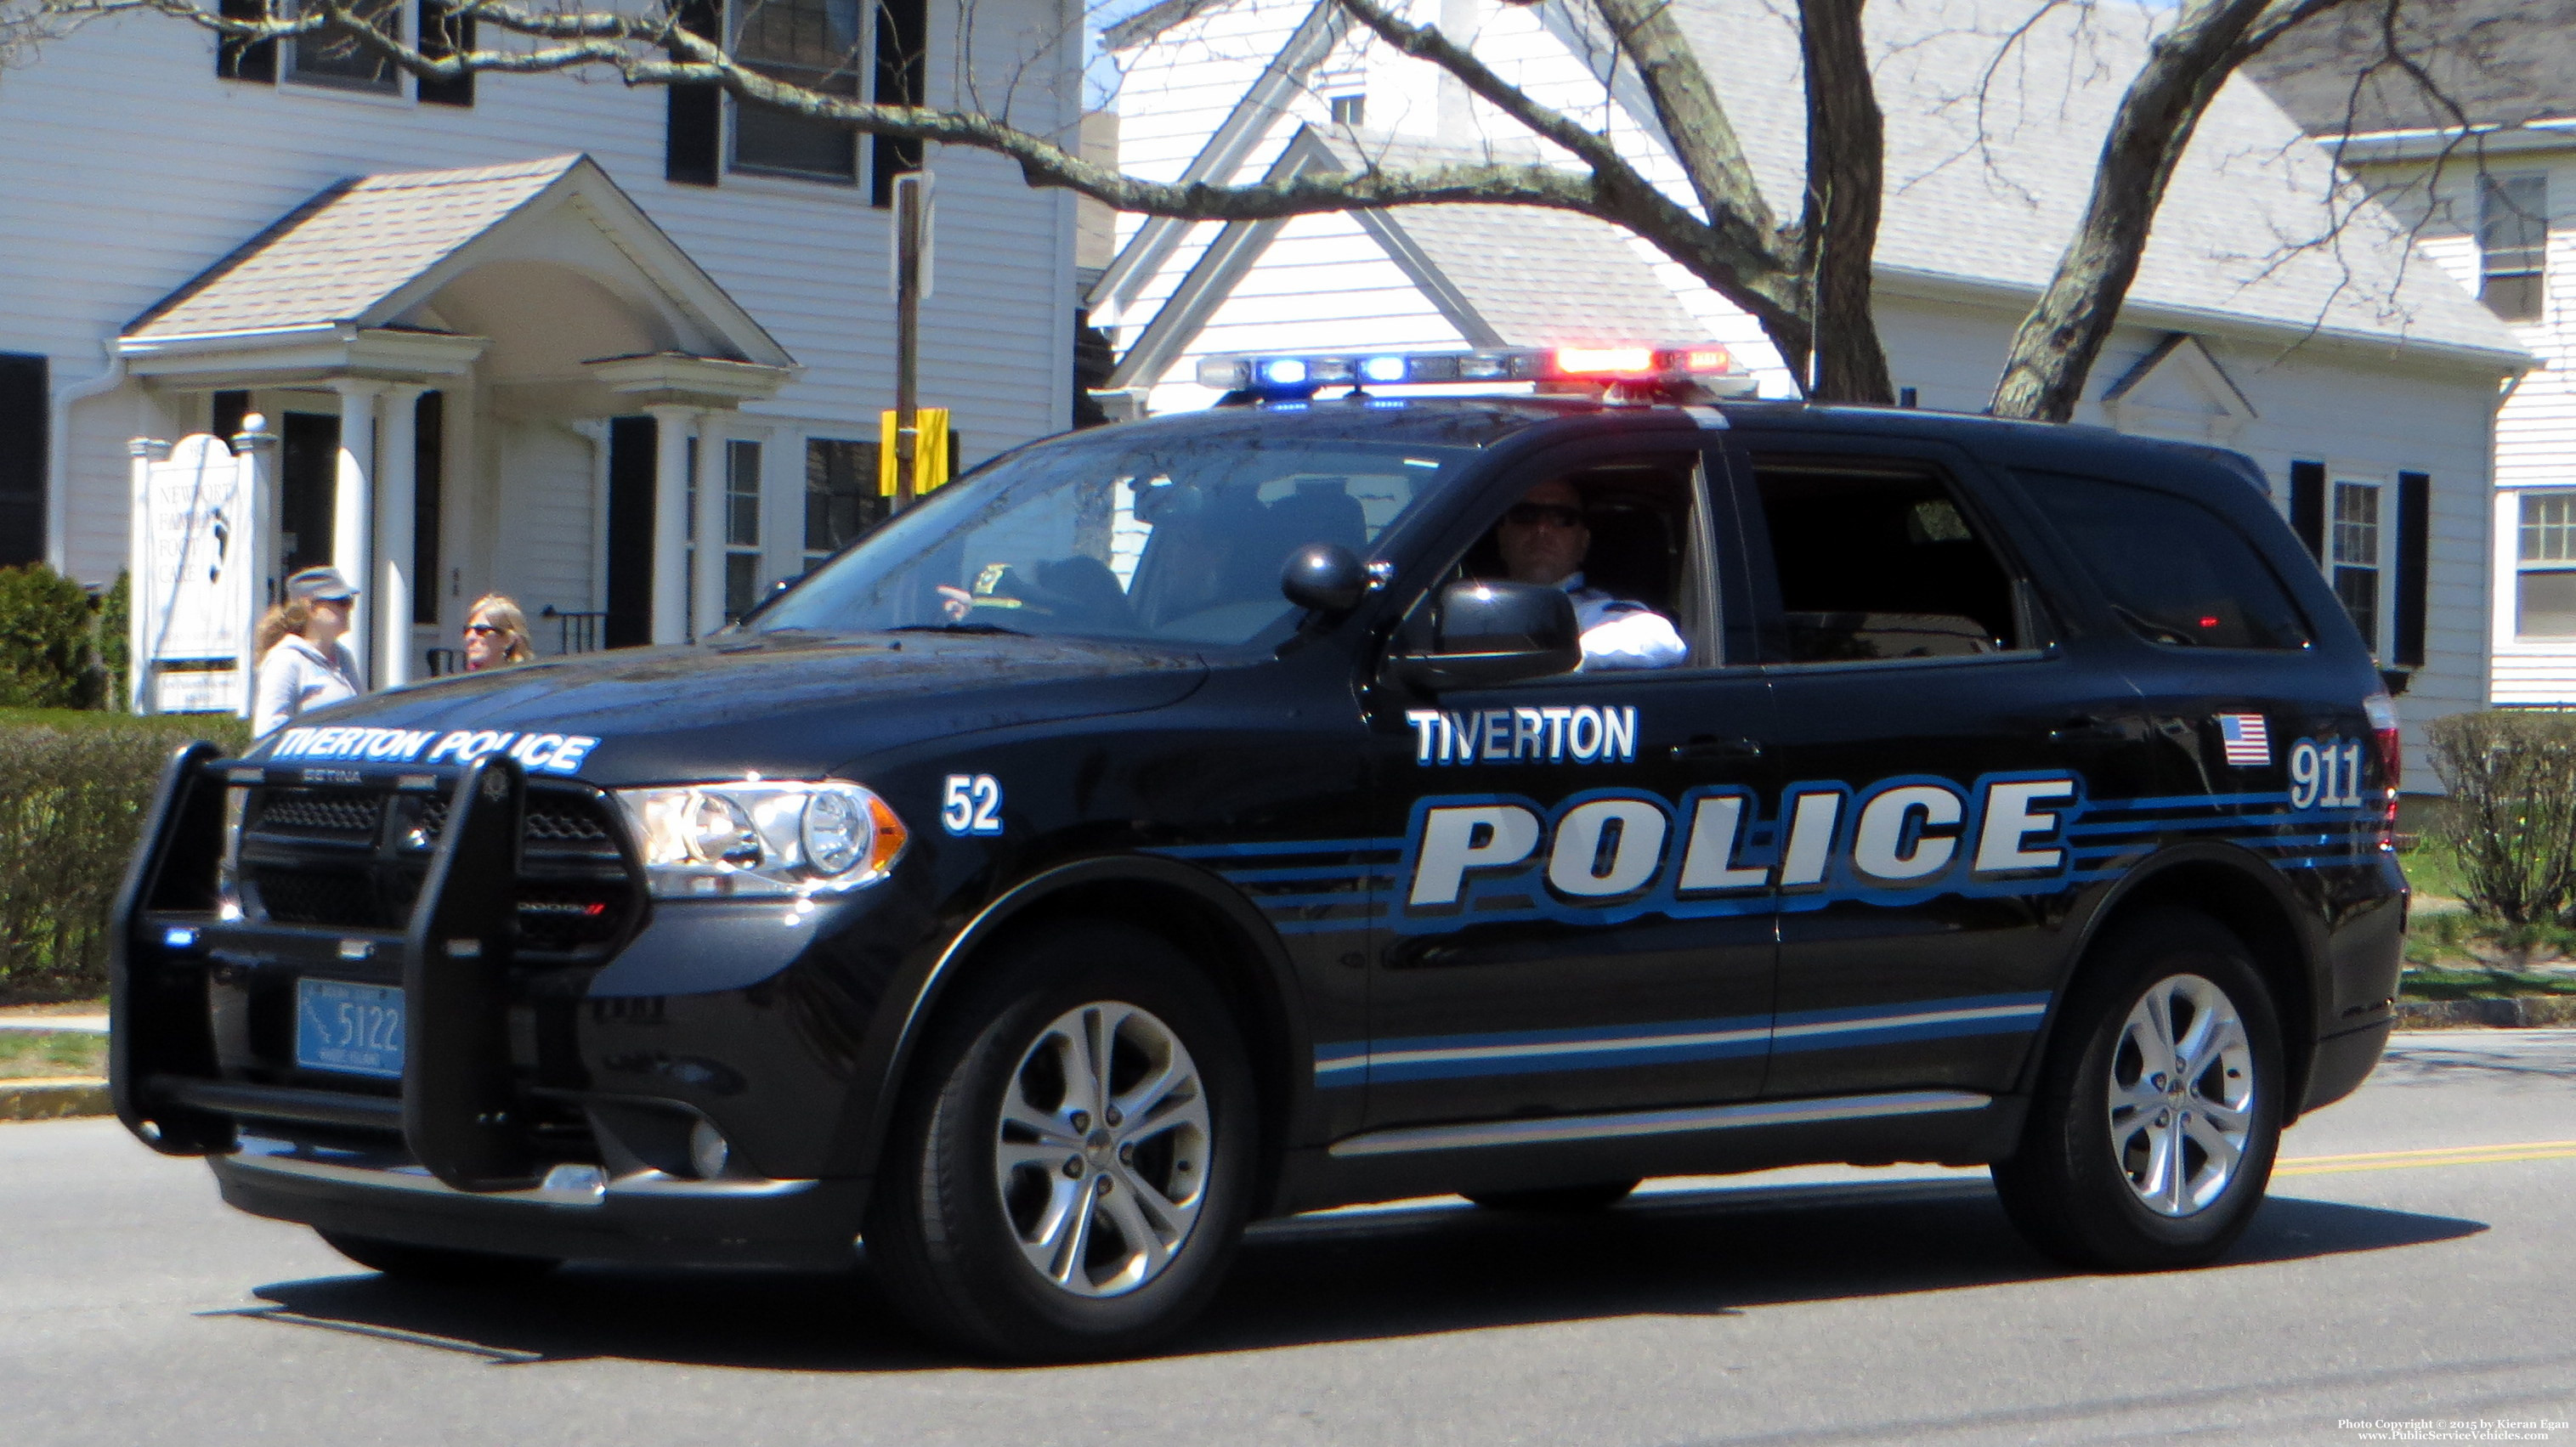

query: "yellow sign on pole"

left=878, top=408, right=952, bottom=498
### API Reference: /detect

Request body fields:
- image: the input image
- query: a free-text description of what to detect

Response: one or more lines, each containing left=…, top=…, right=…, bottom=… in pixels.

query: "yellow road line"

left=2275, top=1141, right=2576, bottom=1177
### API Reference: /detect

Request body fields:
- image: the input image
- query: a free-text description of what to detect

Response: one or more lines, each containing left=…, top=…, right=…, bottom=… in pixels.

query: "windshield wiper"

left=887, top=621, right=1030, bottom=636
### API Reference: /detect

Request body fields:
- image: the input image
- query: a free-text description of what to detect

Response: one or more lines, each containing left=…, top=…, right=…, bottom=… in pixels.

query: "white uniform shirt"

left=1561, top=572, right=1689, bottom=670
left=253, top=634, right=365, bottom=738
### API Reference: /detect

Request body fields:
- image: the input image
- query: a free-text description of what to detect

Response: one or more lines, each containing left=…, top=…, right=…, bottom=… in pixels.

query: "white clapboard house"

left=0, top=0, right=1082, bottom=698
left=2250, top=0, right=2576, bottom=707
left=1096, top=0, right=2534, bottom=778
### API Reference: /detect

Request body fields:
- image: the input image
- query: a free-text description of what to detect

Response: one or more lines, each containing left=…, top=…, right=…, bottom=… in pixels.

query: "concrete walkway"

left=0, top=1017, right=108, bottom=1034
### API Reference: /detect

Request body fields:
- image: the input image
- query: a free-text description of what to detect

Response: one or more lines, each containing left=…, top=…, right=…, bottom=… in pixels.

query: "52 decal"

left=2288, top=737, right=2364, bottom=810
left=940, top=773, right=1005, bottom=835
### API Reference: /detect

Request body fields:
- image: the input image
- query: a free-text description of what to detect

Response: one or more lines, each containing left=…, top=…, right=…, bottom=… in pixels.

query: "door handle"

left=1673, top=735, right=1764, bottom=760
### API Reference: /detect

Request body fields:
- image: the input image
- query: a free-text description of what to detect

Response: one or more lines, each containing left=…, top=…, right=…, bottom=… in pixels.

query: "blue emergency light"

left=1196, top=344, right=1746, bottom=399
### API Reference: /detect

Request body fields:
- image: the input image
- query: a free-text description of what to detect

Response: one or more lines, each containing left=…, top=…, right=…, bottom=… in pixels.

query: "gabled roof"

left=1107, top=0, right=2529, bottom=374
left=1104, top=127, right=1713, bottom=389
left=122, top=155, right=792, bottom=367
left=1316, top=133, right=1710, bottom=347
left=2245, top=0, right=2576, bottom=136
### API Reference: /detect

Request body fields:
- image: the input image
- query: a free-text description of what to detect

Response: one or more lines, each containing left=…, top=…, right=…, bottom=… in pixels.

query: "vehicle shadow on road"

left=233, top=1177, right=2483, bottom=1371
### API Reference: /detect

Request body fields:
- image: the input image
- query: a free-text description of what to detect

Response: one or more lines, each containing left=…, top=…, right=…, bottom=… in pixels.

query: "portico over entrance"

left=118, top=154, right=795, bottom=689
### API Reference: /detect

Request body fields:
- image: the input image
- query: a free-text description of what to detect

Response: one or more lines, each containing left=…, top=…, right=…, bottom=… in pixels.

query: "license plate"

left=294, top=978, right=406, bottom=1079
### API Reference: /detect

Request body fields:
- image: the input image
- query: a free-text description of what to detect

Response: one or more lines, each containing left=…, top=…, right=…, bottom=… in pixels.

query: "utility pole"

left=892, top=172, right=931, bottom=510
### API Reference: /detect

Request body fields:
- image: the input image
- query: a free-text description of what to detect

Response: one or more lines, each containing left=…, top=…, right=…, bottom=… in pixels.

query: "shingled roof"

left=126, top=155, right=581, bottom=339
left=2244, top=0, right=2576, bottom=135
left=1651, top=0, right=2520, bottom=359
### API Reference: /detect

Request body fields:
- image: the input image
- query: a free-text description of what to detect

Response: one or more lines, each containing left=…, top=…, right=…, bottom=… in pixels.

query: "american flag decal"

left=2216, top=714, right=2272, bottom=767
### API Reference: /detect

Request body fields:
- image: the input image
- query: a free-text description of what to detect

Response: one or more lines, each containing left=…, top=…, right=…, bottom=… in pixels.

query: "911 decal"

left=1398, top=772, right=2079, bottom=930
left=2288, top=737, right=2364, bottom=810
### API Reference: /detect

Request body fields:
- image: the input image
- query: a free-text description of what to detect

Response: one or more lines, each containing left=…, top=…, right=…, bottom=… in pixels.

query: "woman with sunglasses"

left=252, top=566, right=368, bottom=737
left=461, top=594, right=536, bottom=670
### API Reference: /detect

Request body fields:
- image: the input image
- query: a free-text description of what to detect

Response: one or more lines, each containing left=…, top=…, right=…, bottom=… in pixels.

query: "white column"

left=126, top=438, right=169, bottom=715
left=647, top=404, right=696, bottom=646
left=375, top=384, right=427, bottom=690
left=233, top=415, right=280, bottom=721
left=691, top=413, right=728, bottom=638
left=329, top=379, right=385, bottom=681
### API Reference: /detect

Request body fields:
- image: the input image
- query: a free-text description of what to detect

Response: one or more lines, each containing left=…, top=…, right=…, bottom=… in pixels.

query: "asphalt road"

left=4, top=1032, right=2571, bottom=1447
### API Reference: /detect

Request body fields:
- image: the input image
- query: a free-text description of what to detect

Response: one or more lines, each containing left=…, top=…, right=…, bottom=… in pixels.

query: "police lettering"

left=1402, top=773, right=2079, bottom=913
left=265, top=724, right=600, bottom=775
left=1403, top=705, right=1638, bottom=766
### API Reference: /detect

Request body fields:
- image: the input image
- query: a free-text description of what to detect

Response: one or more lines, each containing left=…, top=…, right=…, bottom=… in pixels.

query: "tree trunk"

left=1797, top=0, right=1894, bottom=404
left=1989, top=0, right=2274, bottom=421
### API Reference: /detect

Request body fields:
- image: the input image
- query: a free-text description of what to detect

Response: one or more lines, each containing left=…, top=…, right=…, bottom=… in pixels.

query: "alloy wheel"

left=2105, top=972, right=2256, bottom=1218
left=993, top=1001, right=1213, bottom=1297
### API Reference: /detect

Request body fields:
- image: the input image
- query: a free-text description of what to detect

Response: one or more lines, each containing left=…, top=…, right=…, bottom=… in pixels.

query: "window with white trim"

left=1328, top=93, right=1366, bottom=127
left=723, top=439, right=764, bottom=619
left=732, top=0, right=864, bottom=182
left=805, top=437, right=886, bottom=568
left=2330, top=479, right=2382, bottom=655
left=2479, top=174, right=2546, bottom=325
left=2517, top=490, right=2576, bottom=638
left=283, top=0, right=405, bottom=93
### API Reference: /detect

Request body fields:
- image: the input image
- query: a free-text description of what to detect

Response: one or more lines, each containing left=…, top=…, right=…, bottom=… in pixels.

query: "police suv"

left=112, top=347, right=2405, bottom=1360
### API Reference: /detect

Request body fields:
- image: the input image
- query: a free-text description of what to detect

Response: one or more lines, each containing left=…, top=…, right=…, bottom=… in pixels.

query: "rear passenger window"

left=2017, top=470, right=2312, bottom=651
left=1749, top=461, right=2035, bottom=663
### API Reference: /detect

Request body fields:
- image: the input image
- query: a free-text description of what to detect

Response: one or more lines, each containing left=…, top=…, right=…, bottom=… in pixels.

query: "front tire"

left=1993, top=910, right=2284, bottom=1271
left=863, top=923, right=1257, bottom=1361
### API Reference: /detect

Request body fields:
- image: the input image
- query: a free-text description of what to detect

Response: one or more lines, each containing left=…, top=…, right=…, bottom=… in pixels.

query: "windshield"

left=754, top=426, right=1468, bottom=647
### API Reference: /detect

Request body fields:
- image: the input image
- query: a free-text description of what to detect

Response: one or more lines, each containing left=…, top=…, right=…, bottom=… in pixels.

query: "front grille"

left=253, top=867, right=385, bottom=928
left=243, top=783, right=638, bottom=959
left=251, top=789, right=383, bottom=840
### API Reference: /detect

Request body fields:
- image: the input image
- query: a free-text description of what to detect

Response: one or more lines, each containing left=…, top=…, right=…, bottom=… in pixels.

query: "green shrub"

left=98, top=571, right=130, bottom=713
left=0, top=711, right=250, bottom=1003
left=0, top=564, right=98, bottom=709
left=2426, top=709, right=2576, bottom=927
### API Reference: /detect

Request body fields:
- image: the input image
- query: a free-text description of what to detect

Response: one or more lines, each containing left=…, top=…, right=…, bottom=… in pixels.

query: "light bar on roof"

left=1196, top=344, right=1738, bottom=395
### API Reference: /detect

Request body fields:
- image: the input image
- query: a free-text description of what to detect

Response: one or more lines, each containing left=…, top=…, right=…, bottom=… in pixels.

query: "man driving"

left=1497, top=478, right=1689, bottom=670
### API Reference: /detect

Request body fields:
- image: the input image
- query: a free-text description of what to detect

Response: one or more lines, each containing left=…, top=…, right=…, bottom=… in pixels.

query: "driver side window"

left=1416, top=452, right=1722, bottom=671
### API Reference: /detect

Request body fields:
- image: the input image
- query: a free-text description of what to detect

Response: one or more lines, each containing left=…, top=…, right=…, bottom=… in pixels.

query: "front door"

left=1727, top=436, right=2154, bottom=1101
left=1359, top=442, right=1779, bottom=1130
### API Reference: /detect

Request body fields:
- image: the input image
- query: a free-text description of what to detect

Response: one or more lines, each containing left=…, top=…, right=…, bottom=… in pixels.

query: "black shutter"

left=2290, top=460, right=2325, bottom=564
left=212, top=390, right=251, bottom=450
left=870, top=0, right=928, bottom=206
left=665, top=0, right=722, bottom=185
left=604, top=417, right=657, bottom=647
left=415, top=392, right=444, bottom=625
left=217, top=0, right=277, bottom=82
left=0, top=353, right=46, bottom=569
left=416, top=0, right=475, bottom=106
left=2395, top=471, right=2430, bottom=668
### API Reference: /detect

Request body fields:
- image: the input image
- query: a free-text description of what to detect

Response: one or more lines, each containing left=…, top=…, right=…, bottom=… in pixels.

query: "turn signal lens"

left=617, top=779, right=907, bottom=898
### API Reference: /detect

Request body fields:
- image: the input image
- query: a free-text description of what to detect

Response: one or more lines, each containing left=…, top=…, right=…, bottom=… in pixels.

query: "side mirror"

left=1395, top=579, right=1581, bottom=692
left=1281, top=543, right=1370, bottom=615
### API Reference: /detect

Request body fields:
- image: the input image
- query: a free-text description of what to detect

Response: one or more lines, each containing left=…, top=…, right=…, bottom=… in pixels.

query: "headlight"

left=614, top=780, right=908, bottom=899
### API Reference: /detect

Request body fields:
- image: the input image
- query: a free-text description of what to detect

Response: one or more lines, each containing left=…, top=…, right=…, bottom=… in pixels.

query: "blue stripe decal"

left=1149, top=837, right=1401, bottom=860
left=1218, top=863, right=1390, bottom=884
left=2081, top=791, right=2291, bottom=811
left=1311, top=993, right=2052, bottom=1086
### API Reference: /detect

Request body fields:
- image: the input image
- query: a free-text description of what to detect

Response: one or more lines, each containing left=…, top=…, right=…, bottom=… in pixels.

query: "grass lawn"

left=0, top=1032, right=106, bottom=1080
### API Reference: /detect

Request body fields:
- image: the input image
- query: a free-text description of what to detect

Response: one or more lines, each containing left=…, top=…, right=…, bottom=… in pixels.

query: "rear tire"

left=1992, top=909, right=2284, bottom=1271
left=315, top=1229, right=559, bottom=1286
left=863, top=922, right=1257, bottom=1362
left=1464, top=1180, right=1640, bottom=1212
